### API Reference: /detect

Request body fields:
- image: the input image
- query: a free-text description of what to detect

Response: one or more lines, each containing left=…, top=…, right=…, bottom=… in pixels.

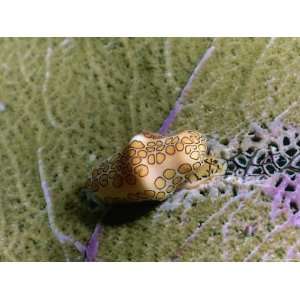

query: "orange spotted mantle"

left=85, top=130, right=225, bottom=204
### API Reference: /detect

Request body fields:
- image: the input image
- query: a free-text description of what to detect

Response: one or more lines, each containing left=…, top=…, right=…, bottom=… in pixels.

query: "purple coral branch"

left=84, top=224, right=103, bottom=262
left=261, top=174, right=300, bottom=227
left=37, top=147, right=102, bottom=261
left=37, top=148, right=80, bottom=247
left=159, top=46, right=215, bottom=135
left=159, top=101, right=183, bottom=136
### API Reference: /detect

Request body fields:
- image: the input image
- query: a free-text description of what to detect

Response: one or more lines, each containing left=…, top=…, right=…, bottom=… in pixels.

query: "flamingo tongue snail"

left=82, top=130, right=226, bottom=205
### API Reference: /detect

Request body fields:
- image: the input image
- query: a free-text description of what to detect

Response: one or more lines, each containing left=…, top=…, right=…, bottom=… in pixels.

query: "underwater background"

left=1, top=37, right=300, bottom=261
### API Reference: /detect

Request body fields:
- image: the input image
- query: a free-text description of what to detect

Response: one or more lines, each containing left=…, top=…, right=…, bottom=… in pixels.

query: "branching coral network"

left=36, top=38, right=300, bottom=262
left=159, top=46, right=215, bottom=135
left=37, top=43, right=217, bottom=261
left=38, top=147, right=101, bottom=261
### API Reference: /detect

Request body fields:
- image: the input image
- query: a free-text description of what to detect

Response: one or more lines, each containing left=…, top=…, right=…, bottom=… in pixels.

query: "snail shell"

left=84, top=130, right=225, bottom=204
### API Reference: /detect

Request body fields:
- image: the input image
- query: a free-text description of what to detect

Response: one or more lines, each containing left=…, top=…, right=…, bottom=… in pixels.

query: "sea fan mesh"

left=1, top=37, right=300, bottom=261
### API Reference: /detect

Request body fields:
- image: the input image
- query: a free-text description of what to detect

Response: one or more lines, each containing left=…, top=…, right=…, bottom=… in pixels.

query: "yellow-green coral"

left=1, top=37, right=300, bottom=261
